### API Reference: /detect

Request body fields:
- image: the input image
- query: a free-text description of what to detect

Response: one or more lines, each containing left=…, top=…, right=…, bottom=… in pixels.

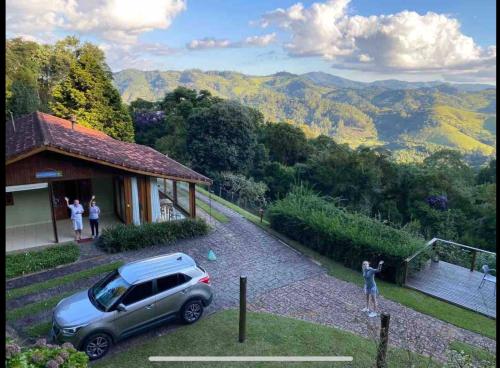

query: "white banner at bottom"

left=149, top=356, right=353, bottom=362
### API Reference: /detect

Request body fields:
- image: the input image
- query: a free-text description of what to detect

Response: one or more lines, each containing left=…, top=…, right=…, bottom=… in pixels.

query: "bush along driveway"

left=6, top=193, right=496, bottom=363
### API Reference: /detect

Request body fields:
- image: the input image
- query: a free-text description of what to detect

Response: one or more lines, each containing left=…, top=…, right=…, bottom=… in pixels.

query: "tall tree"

left=186, top=100, right=262, bottom=177
left=260, top=122, right=310, bottom=165
left=50, top=38, right=134, bottom=141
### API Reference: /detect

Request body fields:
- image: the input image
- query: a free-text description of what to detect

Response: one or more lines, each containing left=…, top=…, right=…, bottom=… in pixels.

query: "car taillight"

left=198, top=275, right=210, bottom=284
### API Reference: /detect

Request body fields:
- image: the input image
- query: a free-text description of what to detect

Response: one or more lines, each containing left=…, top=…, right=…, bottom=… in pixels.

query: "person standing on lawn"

left=88, top=195, right=101, bottom=239
left=64, top=197, right=84, bottom=241
left=361, top=260, right=384, bottom=317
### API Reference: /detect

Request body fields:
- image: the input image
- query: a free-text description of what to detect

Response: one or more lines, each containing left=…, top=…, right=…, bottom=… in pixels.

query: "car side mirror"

left=116, top=303, right=127, bottom=312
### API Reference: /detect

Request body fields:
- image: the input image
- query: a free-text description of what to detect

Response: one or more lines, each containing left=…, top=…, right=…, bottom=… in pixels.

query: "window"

left=6, top=193, right=13, bottom=206
left=122, top=281, right=153, bottom=305
left=157, top=274, right=191, bottom=293
left=91, top=271, right=130, bottom=311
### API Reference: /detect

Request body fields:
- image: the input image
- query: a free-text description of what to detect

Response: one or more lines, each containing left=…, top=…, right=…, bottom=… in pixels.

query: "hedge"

left=267, top=187, right=426, bottom=284
left=96, top=218, right=209, bottom=253
left=6, top=242, right=79, bottom=279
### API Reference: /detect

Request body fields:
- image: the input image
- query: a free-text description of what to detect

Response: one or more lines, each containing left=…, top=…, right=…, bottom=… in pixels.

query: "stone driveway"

left=8, top=192, right=496, bottom=362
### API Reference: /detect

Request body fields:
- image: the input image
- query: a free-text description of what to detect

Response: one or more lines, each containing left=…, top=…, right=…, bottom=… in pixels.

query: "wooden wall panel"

left=6, top=151, right=125, bottom=186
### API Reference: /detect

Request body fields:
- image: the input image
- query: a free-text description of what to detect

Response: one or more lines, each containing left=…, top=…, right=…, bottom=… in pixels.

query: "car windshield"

left=90, top=270, right=130, bottom=311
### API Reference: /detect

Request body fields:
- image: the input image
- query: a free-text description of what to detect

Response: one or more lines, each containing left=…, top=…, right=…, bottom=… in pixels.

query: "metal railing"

left=402, top=238, right=496, bottom=285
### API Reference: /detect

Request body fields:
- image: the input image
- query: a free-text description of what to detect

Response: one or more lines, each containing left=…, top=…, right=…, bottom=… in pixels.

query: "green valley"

left=113, top=69, right=496, bottom=163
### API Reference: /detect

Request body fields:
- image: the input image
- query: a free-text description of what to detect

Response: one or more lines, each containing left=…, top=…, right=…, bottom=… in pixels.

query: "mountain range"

left=113, top=69, right=496, bottom=163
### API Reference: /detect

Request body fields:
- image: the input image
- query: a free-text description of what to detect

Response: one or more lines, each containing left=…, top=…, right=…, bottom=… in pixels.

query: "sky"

left=6, top=0, right=497, bottom=84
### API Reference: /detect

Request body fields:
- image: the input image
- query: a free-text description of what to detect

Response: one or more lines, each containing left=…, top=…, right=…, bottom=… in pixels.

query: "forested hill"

left=113, top=69, right=496, bottom=163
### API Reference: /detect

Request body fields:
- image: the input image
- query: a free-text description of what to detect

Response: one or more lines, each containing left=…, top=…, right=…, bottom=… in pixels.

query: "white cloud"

left=7, top=0, right=186, bottom=70
left=187, top=38, right=233, bottom=50
left=187, top=33, right=276, bottom=50
left=7, top=0, right=186, bottom=44
left=100, top=42, right=178, bottom=71
left=245, top=33, right=277, bottom=46
left=260, top=0, right=496, bottom=81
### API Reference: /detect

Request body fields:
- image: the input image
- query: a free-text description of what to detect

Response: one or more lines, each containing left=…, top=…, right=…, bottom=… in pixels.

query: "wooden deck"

left=406, top=260, right=496, bottom=318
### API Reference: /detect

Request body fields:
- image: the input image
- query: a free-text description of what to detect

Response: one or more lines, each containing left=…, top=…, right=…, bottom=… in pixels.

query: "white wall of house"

left=6, top=188, right=52, bottom=228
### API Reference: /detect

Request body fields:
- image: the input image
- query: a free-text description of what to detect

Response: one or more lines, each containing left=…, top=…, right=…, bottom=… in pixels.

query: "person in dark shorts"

left=88, top=195, right=101, bottom=239
left=361, top=260, right=384, bottom=317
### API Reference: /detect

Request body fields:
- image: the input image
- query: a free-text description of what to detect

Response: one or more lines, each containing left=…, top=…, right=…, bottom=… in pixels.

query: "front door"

left=52, top=179, right=92, bottom=220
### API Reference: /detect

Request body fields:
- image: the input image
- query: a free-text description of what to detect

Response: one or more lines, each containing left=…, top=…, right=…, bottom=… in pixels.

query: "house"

left=6, top=112, right=212, bottom=252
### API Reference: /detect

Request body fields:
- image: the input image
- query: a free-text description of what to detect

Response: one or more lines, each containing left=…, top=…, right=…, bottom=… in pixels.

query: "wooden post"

left=189, top=182, right=196, bottom=218
left=376, top=313, right=390, bottom=368
left=172, top=181, right=178, bottom=205
left=239, top=276, right=247, bottom=343
left=402, top=260, right=408, bottom=286
left=47, top=181, right=59, bottom=243
left=163, top=178, right=167, bottom=195
left=470, top=250, right=477, bottom=272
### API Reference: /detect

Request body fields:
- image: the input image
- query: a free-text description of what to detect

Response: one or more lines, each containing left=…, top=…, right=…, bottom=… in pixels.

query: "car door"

left=113, top=280, right=156, bottom=338
left=154, top=274, right=192, bottom=320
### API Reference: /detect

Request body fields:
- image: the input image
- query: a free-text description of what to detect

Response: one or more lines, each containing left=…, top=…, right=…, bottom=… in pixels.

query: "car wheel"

left=181, top=300, right=204, bottom=324
left=83, top=333, right=112, bottom=360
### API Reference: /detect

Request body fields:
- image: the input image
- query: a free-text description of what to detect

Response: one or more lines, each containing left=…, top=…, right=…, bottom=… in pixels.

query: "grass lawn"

left=198, top=188, right=496, bottom=340
left=26, top=321, right=52, bottom=338
left=7, top=261, right=124, bottom=300
left=448, top=340, right=496, bottom=366
left=6, top=242, right=79, bottom=279
left=7, top=290, right=78, bottom=321
left=198, top=187, right=265, bottom=225
left=197, top=199, right=230, bottom=223
left=95, top=309, right=439, bottom=368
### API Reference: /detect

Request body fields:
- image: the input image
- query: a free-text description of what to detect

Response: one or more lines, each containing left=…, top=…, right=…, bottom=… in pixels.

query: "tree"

left=6, top=38, right=43, bottom=117
left=260, top=122, right=310, bottom=165
left=49, top=38, right=134, bottom=141
left=476, top=159, right=496, bottom=184
left=6, top=36, right=134, bottom=141
left=139, top=88, right=223, bottom=162
left=186, top=100, right=262, bottom=177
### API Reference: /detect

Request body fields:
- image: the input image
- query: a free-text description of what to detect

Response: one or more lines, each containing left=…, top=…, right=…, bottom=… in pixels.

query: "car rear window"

left=157, top=273, right=191, bottom=293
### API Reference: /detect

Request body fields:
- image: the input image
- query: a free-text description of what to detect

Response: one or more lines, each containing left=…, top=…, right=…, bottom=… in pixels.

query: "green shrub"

left=267, top=187, right=425, bottom=284
left=6, top=339, right=88, bottom=367
left=97, top=218, right=209, bottom=253
left=6, top=242, right=79, bottom=279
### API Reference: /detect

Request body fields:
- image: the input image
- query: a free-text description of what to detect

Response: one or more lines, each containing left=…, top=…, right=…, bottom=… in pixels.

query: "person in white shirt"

left=64, top=197, right=84, bottom=241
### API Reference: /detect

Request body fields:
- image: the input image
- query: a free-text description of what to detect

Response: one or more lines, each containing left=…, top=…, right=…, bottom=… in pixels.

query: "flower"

left=45, top=359, right=60, bottom=368
left=34, top=338, right=47, bottom=347
left=6, top=343, right=21, bottom=358
left=61, top=342, right=76, bottom=351
left=55, top=355, right=65, bottom=364
left=59, top=350, right=70, bottom=360
left=31, top=351, right=46, bottom=364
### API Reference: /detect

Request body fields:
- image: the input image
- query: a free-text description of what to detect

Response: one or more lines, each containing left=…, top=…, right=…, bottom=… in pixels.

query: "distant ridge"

left=114, top=69, right=496, bottom=163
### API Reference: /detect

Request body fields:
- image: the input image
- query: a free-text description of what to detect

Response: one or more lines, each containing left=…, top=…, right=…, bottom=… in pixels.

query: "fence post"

left=376, top=313, right=390, bottom=368
left=470, top=250, right=477, bottom=272
left=402, top=260, right=408, bottom=286
left=239, top=276, right=247, bottom=343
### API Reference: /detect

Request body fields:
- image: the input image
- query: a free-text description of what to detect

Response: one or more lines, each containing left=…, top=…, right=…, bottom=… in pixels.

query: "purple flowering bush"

left=6, top=339, right=88, bottom=368
left=426, top=195, right=448, bottom=211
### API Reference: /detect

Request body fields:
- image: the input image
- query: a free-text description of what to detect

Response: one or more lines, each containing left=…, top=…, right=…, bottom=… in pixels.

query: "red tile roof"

left=6, top=112, right=212, bottom=184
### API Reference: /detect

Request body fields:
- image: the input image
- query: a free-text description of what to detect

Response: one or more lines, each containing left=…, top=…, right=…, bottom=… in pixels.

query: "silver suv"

left=51, top=252, right=213, bottom=360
